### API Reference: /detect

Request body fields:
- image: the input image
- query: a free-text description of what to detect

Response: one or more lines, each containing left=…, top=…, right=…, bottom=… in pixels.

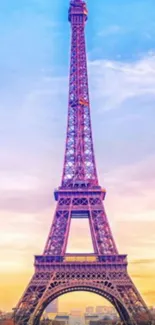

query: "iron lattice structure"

left=14, top=1, right=152, bottom=324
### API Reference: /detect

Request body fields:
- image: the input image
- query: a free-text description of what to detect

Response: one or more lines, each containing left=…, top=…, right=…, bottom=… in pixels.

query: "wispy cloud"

left=89, top=52, right=155, bottom=112
left=104, top=154, right=155, bottom=223
left=98, top=25, right=121, bottom=37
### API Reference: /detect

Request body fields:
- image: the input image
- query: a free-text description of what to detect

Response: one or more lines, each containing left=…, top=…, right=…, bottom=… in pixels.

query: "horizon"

left=0, top=0, right=155, bottom=314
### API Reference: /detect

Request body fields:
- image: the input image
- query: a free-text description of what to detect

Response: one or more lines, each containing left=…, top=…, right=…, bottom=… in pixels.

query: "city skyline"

left=0, top=0, right=155, bottom=314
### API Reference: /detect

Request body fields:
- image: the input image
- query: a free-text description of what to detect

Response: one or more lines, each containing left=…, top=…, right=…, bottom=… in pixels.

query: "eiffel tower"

left=14, top=1, right=152, bottom=324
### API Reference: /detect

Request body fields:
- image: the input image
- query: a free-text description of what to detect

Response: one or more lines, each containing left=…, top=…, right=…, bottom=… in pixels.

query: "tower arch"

left=31, top=285, right=131, bottom=325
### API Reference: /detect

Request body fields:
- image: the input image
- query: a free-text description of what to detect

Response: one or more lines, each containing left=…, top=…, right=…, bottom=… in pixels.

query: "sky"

left=0, top=0, right=155, bottom=314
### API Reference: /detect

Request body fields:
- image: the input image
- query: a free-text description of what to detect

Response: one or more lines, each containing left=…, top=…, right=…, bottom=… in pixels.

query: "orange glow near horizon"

left=1, top=218, right=155, bottom=312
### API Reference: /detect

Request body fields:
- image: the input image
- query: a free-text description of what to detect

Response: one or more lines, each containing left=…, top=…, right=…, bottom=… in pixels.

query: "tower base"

left=14, top=254, right=152, bottom=325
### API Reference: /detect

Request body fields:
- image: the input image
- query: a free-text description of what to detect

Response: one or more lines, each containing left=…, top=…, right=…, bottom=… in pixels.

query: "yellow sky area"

left=1, top=218, right=155, bottom=312
left=58, top=292, right=112, bottom=313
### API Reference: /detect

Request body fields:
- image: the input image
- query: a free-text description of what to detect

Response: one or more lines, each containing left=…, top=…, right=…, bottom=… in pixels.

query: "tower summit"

left=14, top=1, right=152, bottom=324
left=68, top=0, right=88, bottom=22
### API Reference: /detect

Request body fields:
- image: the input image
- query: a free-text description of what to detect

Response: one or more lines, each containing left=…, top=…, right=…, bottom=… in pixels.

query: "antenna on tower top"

left=70, top=0, right=84, bottom=3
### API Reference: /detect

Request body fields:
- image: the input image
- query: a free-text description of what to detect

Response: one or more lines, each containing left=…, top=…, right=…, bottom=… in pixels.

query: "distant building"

left=70, top=310, right=82, bottom=316
left=46, top=299, right=58, bottom=314
left=55, top=313, right=69, bottom=325
left=84, top=313, right=99, bottom=325
left=69, top=315, right=85, bottom=325
left=90, top=320, right=115, bottom=325
left=0, top=312, right=14, bottom=325
left=85, top=307, right=94, bottom=314
left=95, top=307, right=105, bottom=314
left=40, top=321, right=65, bottom=325
left=53, top=321, right=66, bottom=325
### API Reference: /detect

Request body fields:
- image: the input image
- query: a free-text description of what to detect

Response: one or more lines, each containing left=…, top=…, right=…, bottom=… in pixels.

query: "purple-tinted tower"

left=14, top=1, right=151, bottom=324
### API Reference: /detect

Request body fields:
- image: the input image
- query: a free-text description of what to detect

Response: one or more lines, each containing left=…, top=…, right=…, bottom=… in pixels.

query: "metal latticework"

left=14, top=1, right=152, bottom=324
left=62, top=0, right=98, bottom=188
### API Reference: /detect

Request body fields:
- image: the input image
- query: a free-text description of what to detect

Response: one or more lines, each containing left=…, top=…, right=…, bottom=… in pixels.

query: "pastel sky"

left=0, top=0, right=155, bottom=313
